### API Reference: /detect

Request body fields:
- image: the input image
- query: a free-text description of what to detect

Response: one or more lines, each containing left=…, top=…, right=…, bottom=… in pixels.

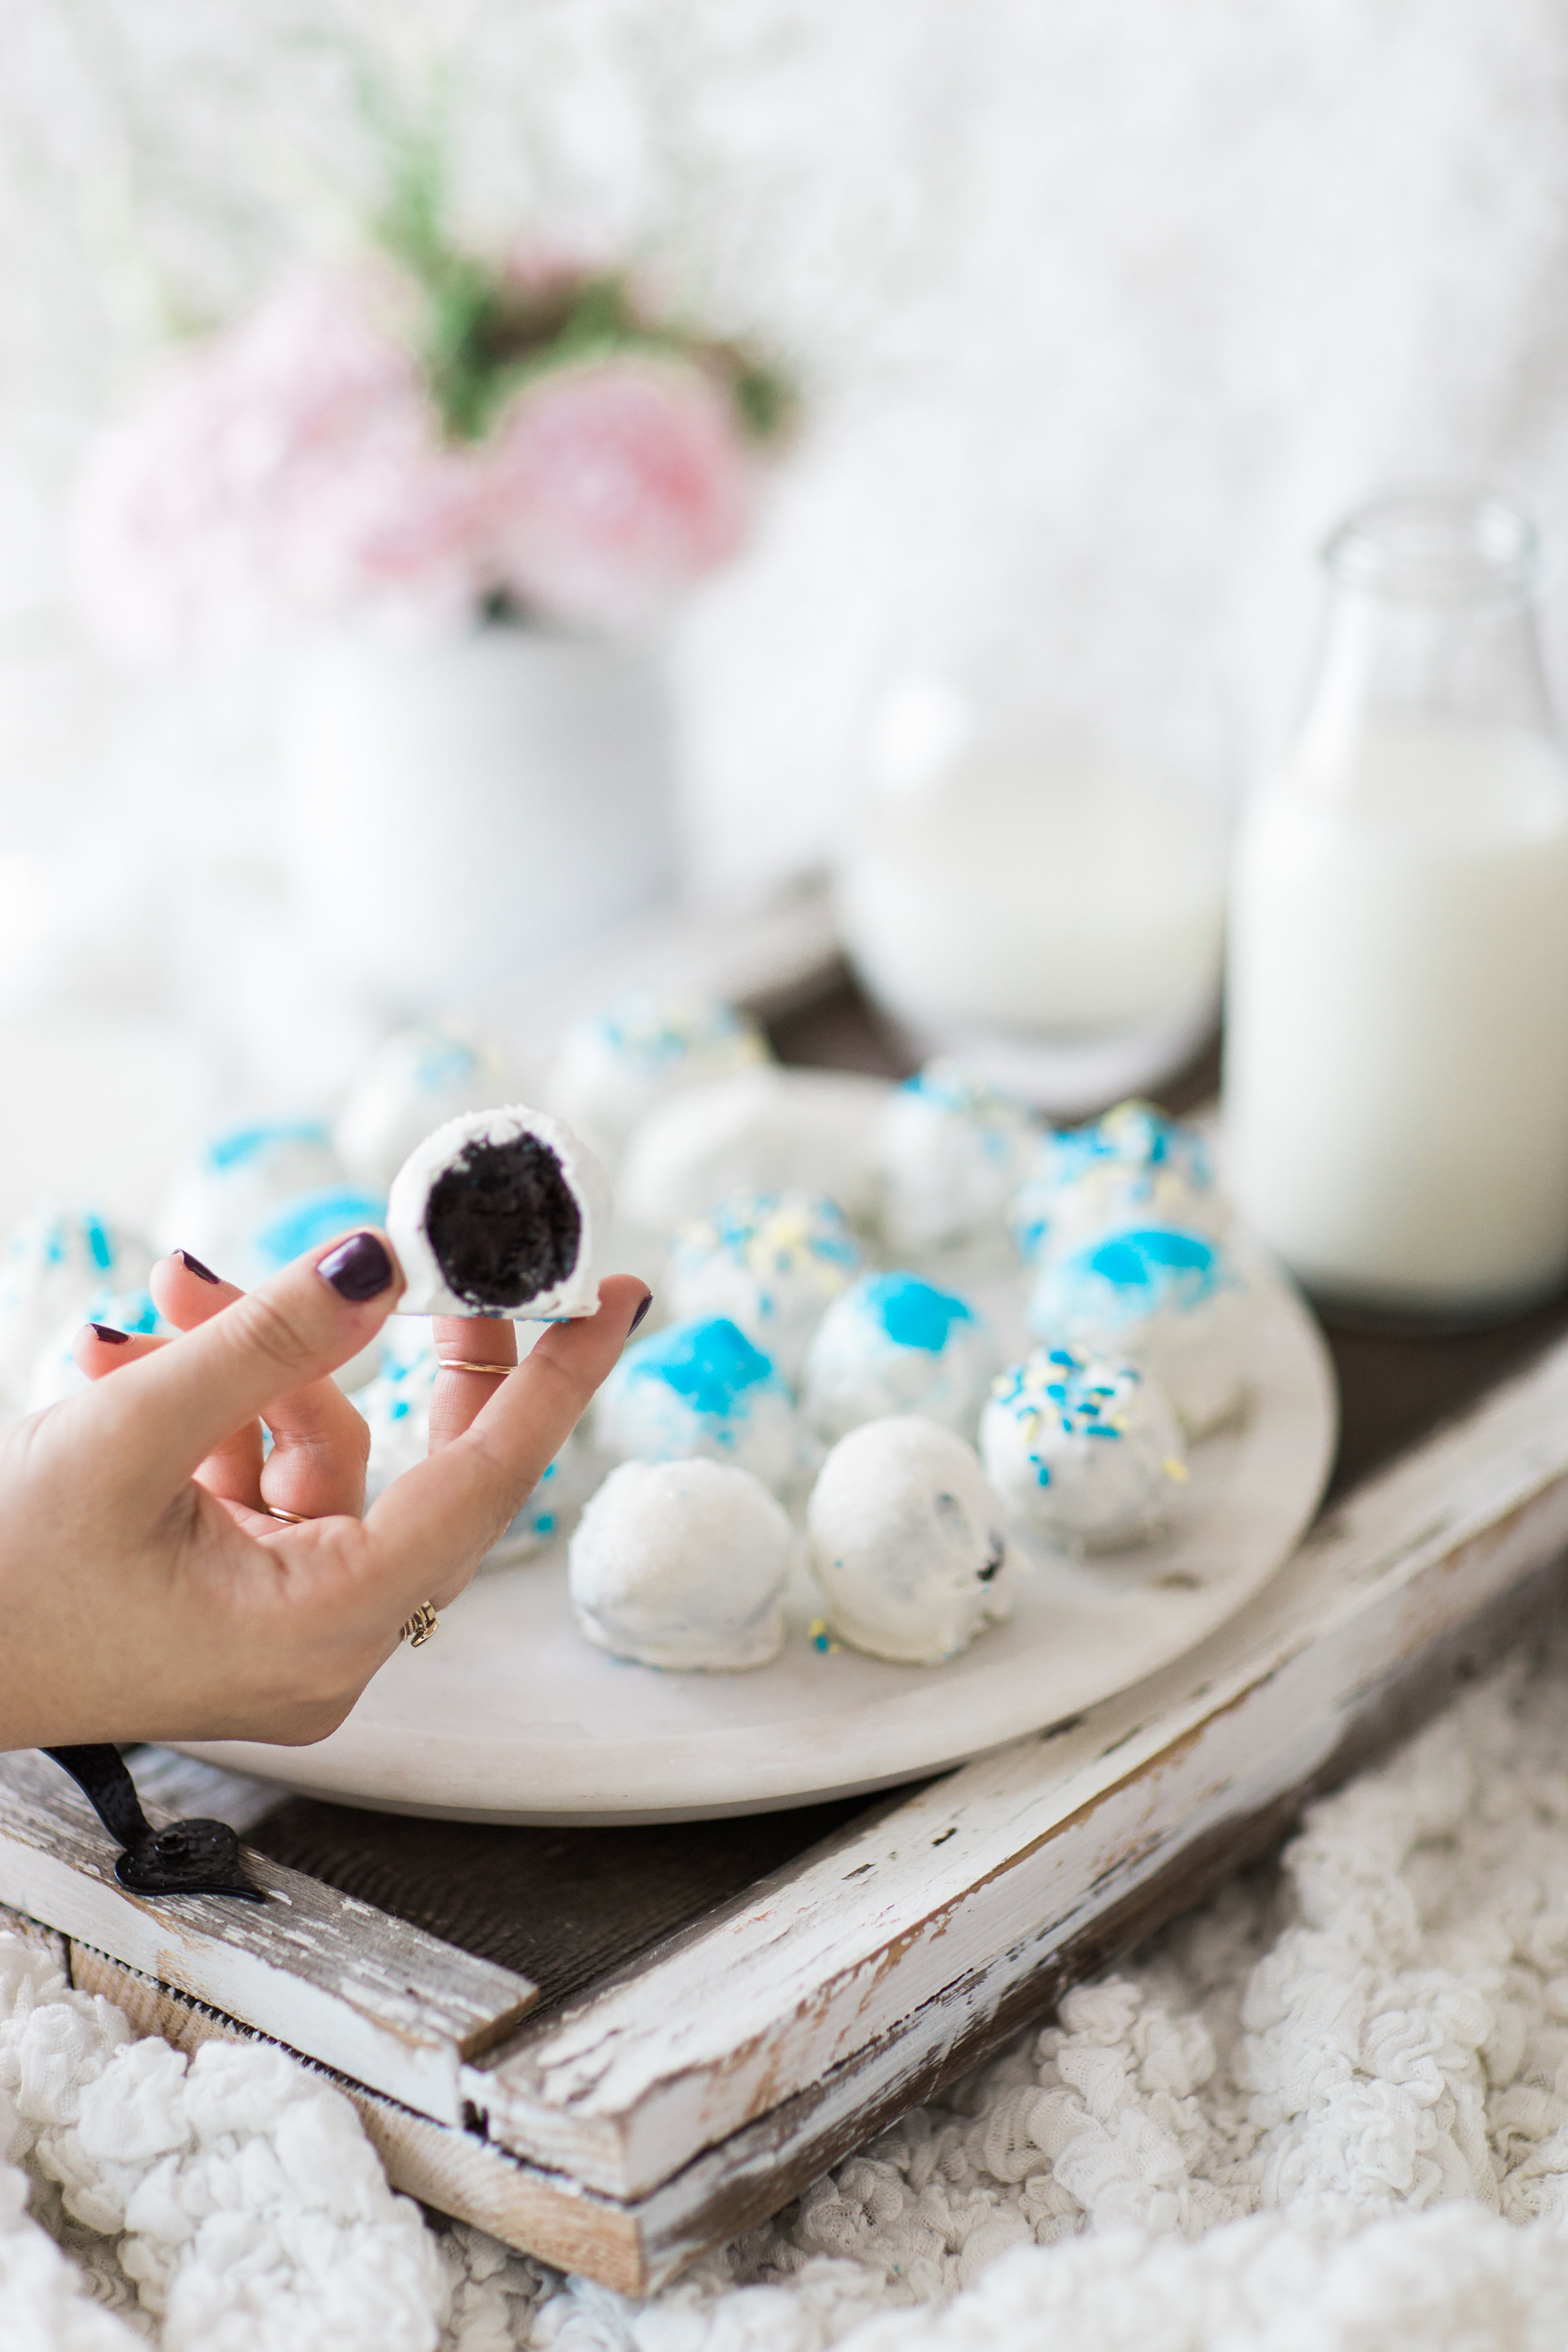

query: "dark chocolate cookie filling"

left=424, top=1132, right=582, bottom=1310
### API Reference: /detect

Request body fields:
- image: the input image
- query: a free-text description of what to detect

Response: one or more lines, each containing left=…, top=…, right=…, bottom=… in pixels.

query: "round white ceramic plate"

left=183, top=1202, right=1337, bottom=1825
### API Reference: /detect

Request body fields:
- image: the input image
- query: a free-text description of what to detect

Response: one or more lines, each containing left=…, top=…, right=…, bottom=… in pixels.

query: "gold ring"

left=265, top=1504, right=308, bottom=1524
left=400, top=1601, right=439, bottom=1647
left=437, top=1358, right=516, bottom=1377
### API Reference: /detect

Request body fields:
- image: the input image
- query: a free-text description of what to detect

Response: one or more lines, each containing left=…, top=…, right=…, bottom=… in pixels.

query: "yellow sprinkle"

left=1162, top=1456, right=1189, bottom=1483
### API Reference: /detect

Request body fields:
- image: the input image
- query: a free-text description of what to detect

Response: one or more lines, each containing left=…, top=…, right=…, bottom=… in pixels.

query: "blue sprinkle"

left=84, top=1217, right=114, bottom=1272
left=534, top=1512, right=555, bottom=1535
left=206, top=1119, right=331, bottom=1173
left=389, top=1398, right=410, bottom=1422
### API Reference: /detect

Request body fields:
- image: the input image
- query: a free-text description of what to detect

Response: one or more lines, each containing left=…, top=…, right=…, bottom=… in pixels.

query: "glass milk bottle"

left=1224, top=489, right=1568, bottom=1322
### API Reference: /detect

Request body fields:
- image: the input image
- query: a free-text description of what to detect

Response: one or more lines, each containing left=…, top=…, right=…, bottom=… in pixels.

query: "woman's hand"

left=0, top=1229, right=647, bottom=1752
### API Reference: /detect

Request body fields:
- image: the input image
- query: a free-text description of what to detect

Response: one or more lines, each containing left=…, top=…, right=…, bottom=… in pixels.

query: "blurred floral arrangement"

left=71, top=143, right=793, bottom=659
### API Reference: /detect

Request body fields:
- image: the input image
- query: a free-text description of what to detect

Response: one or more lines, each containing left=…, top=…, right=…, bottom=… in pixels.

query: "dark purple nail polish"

left=172, top=1247, right=221, bottom=1284
left=318, top=1231, right=395, bottom=1303
left=629, top=1289, right=653, bottom=1334
left=90, top=1322, right=130, bottom=1345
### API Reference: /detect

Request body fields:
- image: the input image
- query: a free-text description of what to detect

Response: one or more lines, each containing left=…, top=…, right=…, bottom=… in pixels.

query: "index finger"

left=364, top=1276, right=648, bottom=1600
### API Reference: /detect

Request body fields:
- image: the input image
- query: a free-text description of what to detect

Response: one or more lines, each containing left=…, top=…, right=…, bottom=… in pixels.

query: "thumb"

left=90, top=1230, right=404, bottom=1499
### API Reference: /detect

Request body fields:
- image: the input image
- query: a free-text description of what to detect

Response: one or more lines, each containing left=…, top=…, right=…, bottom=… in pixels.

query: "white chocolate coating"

left=666, top=1190, right=861, bottom=1381
left=0, top=1207, right=154, bottom=1407
left=1027, top=1224, right=1249, bottom=1437
left=981, top=1347, right=1187, bottom=1551
left=594, top=1314, right=800, bottom=1495
left=807, top=1416, right=1011, bottom=1665
left=877, top=1059, right=1036, bottom=1252
left=159, top=1119, right=348, bottom=1277
left=385, top=1104, right=610, bottom=1319
left=570, top=1456, right=792, bottom=1669
left=545, top=988, right=770, bottom=1165
left=618, top=1068, right=882, bottom=1235
left=336, top=1022, right=512, bottom=1190
left=800, top=1271, right=996, bottom=1446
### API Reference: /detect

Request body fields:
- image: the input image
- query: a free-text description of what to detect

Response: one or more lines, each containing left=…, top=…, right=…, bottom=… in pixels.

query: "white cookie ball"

left=594, top=1314, right=800, bottom=1495
left=981, top=1348, right=1187, bottom=1552
left=666, top=1190, right=861, bottom=1381
left=25, top=1284, right=169, bottom=1413
left=1009, top=1100, right=1222, bottom=1268
left=617, top=1068, right=882, bottom=1235
left=159, top=1119, right=348, bottom=1276
left=1028, top=1225, right=1249, bottom=1437
left=808, top=1416, right=1011, bottom=1665
left=877, top=1060, right=1036, bottom=1252
left=800, top=1273, right=996, bottom=1446
left=544, top=988, right=770, bottom=1164
left=0, top=1207, right=154, bottom=1407
left=335, top=1022, right=512, bottom=1189
left=570, top=1457, right=792, bottom=1669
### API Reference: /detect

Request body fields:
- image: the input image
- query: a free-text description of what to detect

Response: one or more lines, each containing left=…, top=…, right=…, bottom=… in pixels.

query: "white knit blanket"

left=10, top=1634, right=1568, bottom=2351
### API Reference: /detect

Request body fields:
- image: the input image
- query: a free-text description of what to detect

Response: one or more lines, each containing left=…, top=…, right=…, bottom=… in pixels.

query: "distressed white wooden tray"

left=182, top=1239, right=1335, bottom=1823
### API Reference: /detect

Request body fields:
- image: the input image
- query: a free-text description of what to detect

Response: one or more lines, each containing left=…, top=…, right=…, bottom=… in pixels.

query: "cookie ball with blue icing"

left=335, top=1021, right=512, bottom=1189
left=800, top=1272, right=996, bottom=1446
left=0, top=1207, right=154, bottom=1407
left=1009, top=1100, right=1221, bottom=1269
left=25, top=1283, right=169, bottom=1412
left=981, top=1347, right=1187, bottom=1552
left=807, top=1416, right=1011, bottom=1664
left=545, top=987, right=770, bottom=1164
left=666, top=1191, right=861, bottom=1381
left=1027, top=1224, right=1248, bottom=1437
left=570, top=1457, right=792, bottom=1669
left=877, top=1060, right=1036, bottom=1252
left=359, top=1318, right=584, bottom=1566
left=593, top=1315, right=800, bottom=1495
left=159, top=1119, right=349, bottom=1279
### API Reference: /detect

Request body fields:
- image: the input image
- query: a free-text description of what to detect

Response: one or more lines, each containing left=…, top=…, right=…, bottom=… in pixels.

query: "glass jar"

left=1224, top=488, right=1568, bottom=1324
left=836, top=673, right=1231, bottom=1113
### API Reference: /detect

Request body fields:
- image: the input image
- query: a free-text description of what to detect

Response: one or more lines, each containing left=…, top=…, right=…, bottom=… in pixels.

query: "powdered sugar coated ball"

left=570, top=1457, right=792, bottom=1669
left=666, top=1190, right=860, bottom=1380
left=800, top=1272, right=996, bottom=1445
left=808, top=1416, right=1011, bottom=1665
left=594, top=1314, right=800, bottom=1495
left=981, top=1347, right=1187, bottom=1551
left=877, top=1060, right=1036, bottom=1252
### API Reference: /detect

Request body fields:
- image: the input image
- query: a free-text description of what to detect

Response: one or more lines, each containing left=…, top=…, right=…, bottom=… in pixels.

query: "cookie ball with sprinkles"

left=1027, top=1223, right=1249, bottom=1437
left=25, top=1282, right=169, bottom=1412
left=800, top=1271, right=996, bottom=1445
left=570, top=1457, right=792, bottom=1670
left=0, top=1207, right=153, bottom=1407
left=1009, top=1099, right=1221, bottom=1269
left=876, top=1059, right=1036, bottom=1252
left=545, top=987, right=770, bottom=1164
left=386, top=1105, right=610, bottom=1319
left=807, top=1415, right=1011, bottom=1664
left=666, top=1190, right=861, bottom=1380
left=981, top=1347, right=1187, bottom=1552
left=159, top=1119, right=346, bottom=1278
left=594, top=1314, right=800, bottom=1495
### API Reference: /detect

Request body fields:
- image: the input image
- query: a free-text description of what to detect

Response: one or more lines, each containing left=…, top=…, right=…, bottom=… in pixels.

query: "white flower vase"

left=282, top=622, right=678, bottom=1017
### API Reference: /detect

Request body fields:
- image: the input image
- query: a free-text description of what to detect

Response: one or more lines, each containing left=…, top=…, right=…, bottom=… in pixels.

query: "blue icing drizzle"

left=206, top=1119, right=332, bottom=1174
left=625, top=1316, right=779, bottom=1419
left=862, top=1273, right=975, bottom=1353
left=1086, top=1227, right=1218, bottom=1296
left=252, top=1186, right=387, bottom=1269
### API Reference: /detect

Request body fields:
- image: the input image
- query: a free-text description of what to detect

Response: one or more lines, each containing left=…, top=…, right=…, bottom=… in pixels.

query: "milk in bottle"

left=1224, top=492, right=1568, bottom=1320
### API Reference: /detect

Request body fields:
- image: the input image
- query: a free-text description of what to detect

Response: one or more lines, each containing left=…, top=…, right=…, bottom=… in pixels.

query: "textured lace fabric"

left=12, top=1636, right=1568, bottom=2347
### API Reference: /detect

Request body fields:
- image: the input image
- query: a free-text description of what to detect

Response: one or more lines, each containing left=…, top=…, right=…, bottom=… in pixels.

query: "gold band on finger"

left=265, top=1504, right=308, bottom=1524
left=437, top=1358, right=517, bottom=1377
left=400, top=1601, right=439, bottom=1647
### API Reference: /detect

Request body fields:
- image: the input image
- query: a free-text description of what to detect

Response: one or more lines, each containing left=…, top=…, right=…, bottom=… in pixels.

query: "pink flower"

left=483, top=355, right=755, bottom=631
left=72, top=273, right=485, bottom=658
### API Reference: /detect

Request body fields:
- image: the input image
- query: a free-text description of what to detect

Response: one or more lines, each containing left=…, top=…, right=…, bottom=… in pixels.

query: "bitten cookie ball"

left=807, top=1416, right=1011, bottom=1664
left=981, top=1347, right=1187, bottom=1551
left=800, top=1272, right=996, bottom=1445
left=386, top=1105, right=610, bottom=1318
left=666, top=1190, right=860, bottom=1381
left=570, top=1457, right=792, bottom=1669
left=593, top=1314, right=799, bottom=1495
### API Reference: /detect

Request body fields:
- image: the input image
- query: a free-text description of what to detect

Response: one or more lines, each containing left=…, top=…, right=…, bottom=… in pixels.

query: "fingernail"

left=318, top=1231, right=395, bottom=1303
left=172, top=1247, right=221, bottom=1284
left=629, top=1289, right=653, bottom=1334
left=89, top=1322, right=130, bottom=1345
